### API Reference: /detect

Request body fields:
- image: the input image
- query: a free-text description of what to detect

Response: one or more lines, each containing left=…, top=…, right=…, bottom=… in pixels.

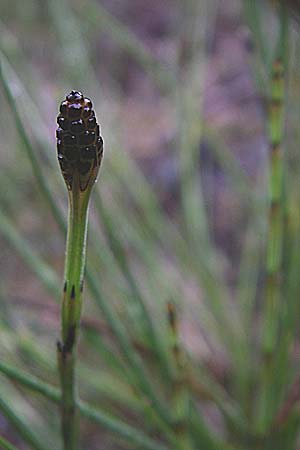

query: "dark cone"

left=56, top=90, right=103, bottom=191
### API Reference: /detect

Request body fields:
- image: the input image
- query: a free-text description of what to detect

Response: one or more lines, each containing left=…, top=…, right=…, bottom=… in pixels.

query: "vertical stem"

left=58, top=349, right=78, bottom=449
left=167, top=302, right=192, bottom=450
left=257, top=2, right=288, bottom=433
left=57, top=176, right=91, bottom=450
left=263, top=57, right=285, bottom=354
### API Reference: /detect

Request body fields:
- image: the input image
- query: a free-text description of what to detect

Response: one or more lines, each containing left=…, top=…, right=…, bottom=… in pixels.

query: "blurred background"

left=1, top=0, right=300, bottom=449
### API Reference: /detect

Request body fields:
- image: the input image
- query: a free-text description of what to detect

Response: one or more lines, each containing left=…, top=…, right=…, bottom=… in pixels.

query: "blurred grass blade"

left=175, top=0, right=241, bottom=349
left=244, top=0, right=269, bottom=69
left=0, top=436, right=19, bottom=450
left=76, top=0, right=175, bottom=92
left=0, top=361, right=168, bottom=450
left=190, top=407, right=236, bottom=450
left=0, top=396, right=49, bottom=450
left=84, top=266, right=174, bottom=431
left=203, top=125, right=252, bottom=199
left=0, top=206, right=173, bottom=433
left=0, top=26, right=55, bottom=165
left=166, top=302, right=192, bottom=450
left=0, top=204, right=172, bottom=431
left=94, top=193, right=174, bottom=379
left=0, top=208, right=60, bottom=298
left=0, top=53, right=65, bottom=232
left=0, top=204, right=173, bottom=432
left=47, top=0, right=99, bottom=90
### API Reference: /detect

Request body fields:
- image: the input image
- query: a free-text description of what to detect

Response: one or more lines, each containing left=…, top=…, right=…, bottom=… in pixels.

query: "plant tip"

left=56, top=90, right=103, bottom=192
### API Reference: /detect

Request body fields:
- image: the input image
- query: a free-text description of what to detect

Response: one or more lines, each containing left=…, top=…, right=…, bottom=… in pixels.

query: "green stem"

left=62, top=183, right=89, bottom=342
left=58, top=177, right=91, bottom=450
left=263, top=59, right=285, bottom=354
left=167, top=303, right=192, bottom=450
left=257, top=3, right=288, bottom=433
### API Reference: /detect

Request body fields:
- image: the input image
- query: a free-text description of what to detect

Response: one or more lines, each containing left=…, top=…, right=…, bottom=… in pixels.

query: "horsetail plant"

left=56, top=90, right=103, bottom=449
left=258, top=2, right=289, bottom=433
left=263, top=11, right=288, bottom=357
left=167, top=302, right=192, bottom=450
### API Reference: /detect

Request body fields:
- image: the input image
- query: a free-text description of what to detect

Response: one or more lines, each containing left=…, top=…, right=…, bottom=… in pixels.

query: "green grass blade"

left=0, top=53, right=65, bottom=232
left=0, top=361, right=168, bottom=450
left=0, top=396, right=49, bottom=450
left=77, top=0, right=175, bottom=92
left=257, top=2, right=289, bottom=433
left=84, top=267, right=173, bottom=429
left=0, top=436, right=20, bottom=450
left=243, top=0, right=269, bottom=69
left=0, top=208, right=60, bottom=298
left=47, top=0, right=99, bottom=90
left=94, top=192, right=173, bottom=379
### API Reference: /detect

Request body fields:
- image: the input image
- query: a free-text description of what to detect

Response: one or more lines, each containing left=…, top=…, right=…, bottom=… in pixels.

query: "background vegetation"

left=1, top=0, right=300, bottom=449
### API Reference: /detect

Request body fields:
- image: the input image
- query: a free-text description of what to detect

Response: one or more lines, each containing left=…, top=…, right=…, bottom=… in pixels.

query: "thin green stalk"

left=167, top=302, right=192, bottom=450
left=264, top=55, right=286, bottom=356
left=257, top=3, right=289, bottom=432
left=281, top=193, right=300, bottom=347
left=0, top=361, right=168, bottom=450
left=61, top=182, right=90, bottom=344
left=263, top=28, right=287, bottom=362
left=58, top=182, right=90, bottom=450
